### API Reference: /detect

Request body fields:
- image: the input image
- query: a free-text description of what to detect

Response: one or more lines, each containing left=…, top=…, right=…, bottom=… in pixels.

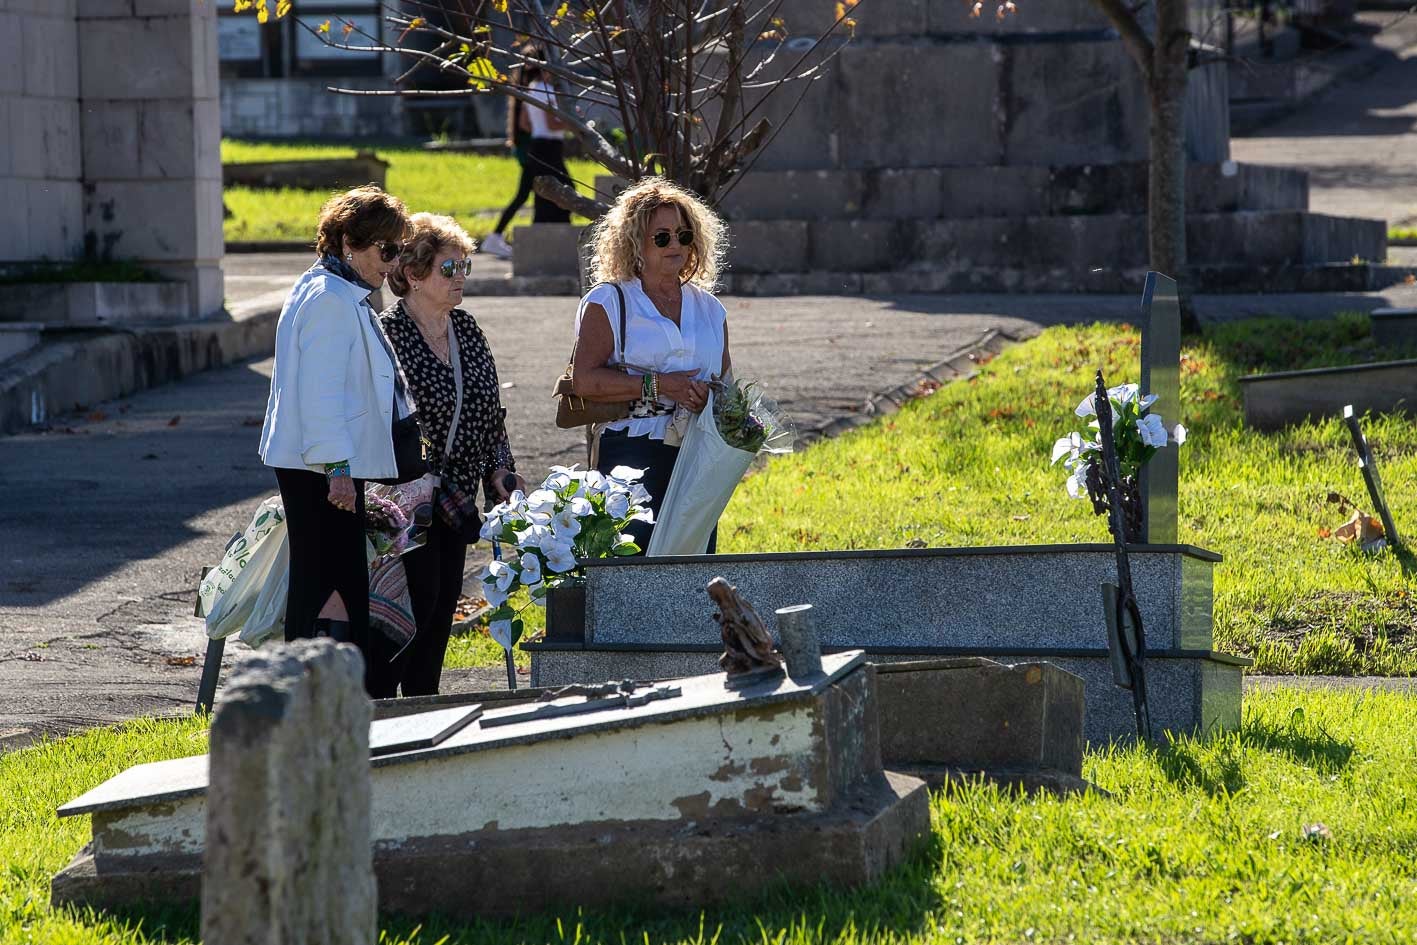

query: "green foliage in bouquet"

left=714, top=379, right=770, bottom=452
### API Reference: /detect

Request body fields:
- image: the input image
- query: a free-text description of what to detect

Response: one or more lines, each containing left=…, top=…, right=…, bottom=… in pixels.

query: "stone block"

left=726, top=220, right=809, bottom=274
left=10, top=97, right=82, bottom=180
left=837, top=41, right=1000, bottom=169
left=27, top=180, right=85, bottom=259
left=136, top=100, right=202, bottom=179
left=940, top=166, right=1052, bottom=218
left=78, top=14, right=203, bottom=100
left=579, top=545, right=1217, bottom=652
left=76, top=0, right=136, bottom=16
left=719, top=170, right=864, bottom=221
left=0, top=323, right=44, bottom=363
left=865, top=168, right=946, bottom=220
left=1239, top=359, right=1417, bottom=430
left=997, top=39, right=1149, bottom=166
left=0, top=15, right=23, bottom=94
left=83, top=178, right=222, bottom=263
left=81, top=100, right=143, bottom=180
left=0, top=177, right=30, bottom=258
left=201, top=639, right=375, bottom=945
left=510, top=223, right=585, bottom=278
left=22, top=10, right=79, bottom=99
left=8, top=0, right=76, bottom=16
left=0, top=281, right=193, bottom=325
left=873, top=658, right=1087, bottom=792
left=808, top=219, right=903, bottom=272
left=914, top=216, right=1147, bottom=269
left=1372, top=308, right=1417, bottom=349
left=146, top=262, right=222, bottom=318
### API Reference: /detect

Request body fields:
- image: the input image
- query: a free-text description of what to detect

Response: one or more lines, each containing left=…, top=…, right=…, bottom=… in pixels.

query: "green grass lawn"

left=221, top=139, right=603, bottom=244
left=717, top=316, right=1417, bottom=677
left=5, top=687, right=1416, bottom=943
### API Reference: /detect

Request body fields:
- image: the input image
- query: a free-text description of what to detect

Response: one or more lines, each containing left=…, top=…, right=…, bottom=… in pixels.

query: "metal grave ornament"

left=708, top=576, right=785, bottom=688
left=1093, top=369, right=1153, bottom=741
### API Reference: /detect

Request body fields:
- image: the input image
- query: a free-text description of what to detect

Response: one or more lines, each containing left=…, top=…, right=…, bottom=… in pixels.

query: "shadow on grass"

left=1241, top=710, right=1355, bottom=776
left=1148, top=737, right=1246, bottom=798
left=62, top=834, right=947, bottom=945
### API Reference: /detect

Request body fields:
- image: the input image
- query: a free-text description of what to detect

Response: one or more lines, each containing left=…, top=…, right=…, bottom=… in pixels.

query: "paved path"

left=1232, top=10, right=1417, bottom=230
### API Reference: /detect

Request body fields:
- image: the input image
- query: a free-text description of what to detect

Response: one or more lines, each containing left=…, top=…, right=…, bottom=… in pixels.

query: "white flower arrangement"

left=477, top=464, right=653, bottom=649
left=1051, top=383, right=1187, bottom=500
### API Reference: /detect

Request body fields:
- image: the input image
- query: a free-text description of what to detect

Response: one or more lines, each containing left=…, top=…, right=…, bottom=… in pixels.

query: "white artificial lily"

left=605, top=491, right=630, bottom=519
left=1172, top=423, right=1187, bottom=445
left=629, top=506, right=655, bottom=524
left=551, top=507, right=582, bottom=539
left=544, top=544, right=579, bottom=573
left=485, top=559, right=515, bottom=594
left=608, top=465, right=646, bottom=485
left=482, top=579, right=509, bottom=608
left=518, top=551, right=543, bottom=587
left=1051, top=432, right=1083, bottom=466
left=629, top=483, right=651, bottom=505
left=579, top=470, right=610, bottom=495
left=568, top=496, right=593, bottom=518
left=1137, top=412, right=1168, bottom=448
left=479, top=513, right=506, bottom=542
left=489, top=618, right=516, bottom=650
left=1065, top=465, right=1088, bottom=499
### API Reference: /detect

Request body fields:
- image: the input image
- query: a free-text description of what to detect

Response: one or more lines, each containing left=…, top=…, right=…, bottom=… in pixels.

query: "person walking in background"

left=481, top=50, right=572, bottom=260
left=381, top=213, right=524, bottom=696
left=258, top=185, right=412, bottom=696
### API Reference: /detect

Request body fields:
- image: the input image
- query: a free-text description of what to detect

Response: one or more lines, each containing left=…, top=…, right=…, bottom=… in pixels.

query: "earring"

left=345, top=252, right=353, bottom=261
left=413, top=282, right=420, bottom=291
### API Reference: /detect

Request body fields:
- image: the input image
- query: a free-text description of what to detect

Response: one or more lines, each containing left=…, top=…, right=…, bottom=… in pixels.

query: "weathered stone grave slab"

left=873, top=658, right=1089, bottom=794
left=369, top=705, right=481, bottom=756
left=52, top=651, right=929, bottom=918
left=1238, top=359, right=1417, bottom=430
left=528, top=543, right=1245, bottom=745
left=1372, top=308, right=1417, bottom=349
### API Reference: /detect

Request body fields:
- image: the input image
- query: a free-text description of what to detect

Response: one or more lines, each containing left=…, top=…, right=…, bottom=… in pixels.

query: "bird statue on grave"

left=707, top=577, right=784, bottom=681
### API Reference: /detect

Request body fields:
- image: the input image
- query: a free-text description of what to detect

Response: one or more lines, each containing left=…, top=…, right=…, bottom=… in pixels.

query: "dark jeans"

left=525, top=137, right=572, bottom=224
left=596, top=429, right=716, bottom=555
left=494, top=157, right=534, bottom=236
left=375, top=512, right=468, bottom=698
left=274, top=466, right=392, bottom=696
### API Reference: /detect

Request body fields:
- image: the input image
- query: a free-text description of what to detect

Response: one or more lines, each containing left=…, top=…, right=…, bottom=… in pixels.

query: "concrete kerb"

left=0, top=287, right=286, bottom=435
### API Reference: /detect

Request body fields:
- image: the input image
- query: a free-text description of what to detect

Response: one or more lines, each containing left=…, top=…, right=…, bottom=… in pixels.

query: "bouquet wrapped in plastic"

left=646, top=378, right=794, bottom=557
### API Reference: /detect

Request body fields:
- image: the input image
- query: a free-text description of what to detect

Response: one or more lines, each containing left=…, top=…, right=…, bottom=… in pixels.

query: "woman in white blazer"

left=258, top=185, right=411, bottom=695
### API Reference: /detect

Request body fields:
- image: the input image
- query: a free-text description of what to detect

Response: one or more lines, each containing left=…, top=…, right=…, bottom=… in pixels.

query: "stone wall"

left=0, top=1, right=225, bottom=319
left=221, top=77, right=406, bottom=139
left=0, top=0, right=84, bottom=263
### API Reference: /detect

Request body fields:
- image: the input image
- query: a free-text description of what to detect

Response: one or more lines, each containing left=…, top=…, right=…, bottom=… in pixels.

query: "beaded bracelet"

left=649, top=372, right=660, bottom=401
left=324, top=461, right=351, bottom=479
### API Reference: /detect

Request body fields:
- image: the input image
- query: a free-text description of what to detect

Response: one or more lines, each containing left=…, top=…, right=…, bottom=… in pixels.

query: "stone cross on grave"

left=1139, top=273, right=1181, bottom=545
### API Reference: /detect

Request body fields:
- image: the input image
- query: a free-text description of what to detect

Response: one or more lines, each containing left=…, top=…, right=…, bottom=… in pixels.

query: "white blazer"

left=258, top=265, right=398, bottom=480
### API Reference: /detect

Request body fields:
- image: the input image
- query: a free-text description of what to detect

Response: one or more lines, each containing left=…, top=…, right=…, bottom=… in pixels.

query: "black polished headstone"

left=1140, top=272, right=1181, bottom=544
left=369, top=705, right=483, bottom=756
left=1343, top=405, right=1400, bottom=547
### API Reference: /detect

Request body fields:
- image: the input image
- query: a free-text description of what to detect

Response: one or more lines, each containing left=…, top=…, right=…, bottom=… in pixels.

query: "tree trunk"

left=1148, top=2, right=1201, bottom=334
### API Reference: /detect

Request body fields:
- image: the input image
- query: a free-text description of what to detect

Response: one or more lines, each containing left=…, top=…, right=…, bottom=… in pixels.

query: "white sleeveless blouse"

left=573, top=280, right=727, bottom=440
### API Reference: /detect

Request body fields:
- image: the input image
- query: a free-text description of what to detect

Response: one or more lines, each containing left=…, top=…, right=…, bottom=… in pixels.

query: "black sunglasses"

left=439, top=258, right=474, bottom=278
left=375, top=240, right=404, bottom=263
left=652, top=228, right=694, bottom=249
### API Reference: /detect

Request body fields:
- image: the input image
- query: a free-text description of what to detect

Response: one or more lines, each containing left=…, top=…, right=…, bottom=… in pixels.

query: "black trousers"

left=274, top=467, right=395, bottom=696
left=376, top=513, right=468, bottom=698
left=596, top=429, right=716, bottom=555
left=525, top=137, right=572, bottom=224
left=494, top=158, right=535, bottom=236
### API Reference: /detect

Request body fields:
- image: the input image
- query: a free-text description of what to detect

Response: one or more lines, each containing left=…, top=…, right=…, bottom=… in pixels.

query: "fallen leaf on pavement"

left=165, top=655, right=198, bottom=667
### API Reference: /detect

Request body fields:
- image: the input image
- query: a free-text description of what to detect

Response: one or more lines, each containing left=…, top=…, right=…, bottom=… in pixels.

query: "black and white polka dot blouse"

left=379, top=302, right=516, bottom=494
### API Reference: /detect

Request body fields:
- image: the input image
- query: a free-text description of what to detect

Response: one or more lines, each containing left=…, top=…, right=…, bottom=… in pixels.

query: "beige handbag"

left=553, top=282, right=632, bottom=429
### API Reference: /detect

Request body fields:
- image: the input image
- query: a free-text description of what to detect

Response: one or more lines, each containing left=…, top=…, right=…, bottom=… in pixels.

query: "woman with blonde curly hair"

left=379, top=212, right=524, bottom=696
left=569, top=177, right=732, bottom=553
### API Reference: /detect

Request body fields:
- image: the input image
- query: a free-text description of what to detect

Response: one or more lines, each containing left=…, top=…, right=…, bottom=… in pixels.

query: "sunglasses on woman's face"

left=375, top=240, right=404, bottom=263
left=438, top=257, right=474, bottom=278
left=652, top=228, right=694, bottom=249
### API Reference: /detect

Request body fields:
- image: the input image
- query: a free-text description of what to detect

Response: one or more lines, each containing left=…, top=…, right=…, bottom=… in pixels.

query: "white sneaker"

left=481, top=232, right=513, bottom=260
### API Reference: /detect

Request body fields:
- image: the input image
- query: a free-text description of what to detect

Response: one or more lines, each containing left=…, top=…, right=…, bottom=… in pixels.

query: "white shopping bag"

left=198, top=496, right=284, bottom=621
left=646, top=390, right=756, bottom=557
left=204, top=513, right=287, bottom=641
left=236, top=531, right=289, bottom=648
